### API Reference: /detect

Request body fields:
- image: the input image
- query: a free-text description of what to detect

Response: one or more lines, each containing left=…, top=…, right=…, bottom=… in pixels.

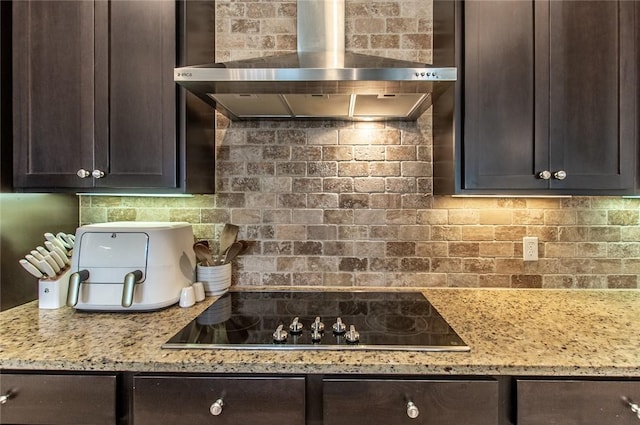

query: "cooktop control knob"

left=289, top=317, right=303, bottom=334
left=273, top=324, right=288, bottom=343
left=344, top=325, right=360, bottom=344
left=311, top=316, right=325, bottom=333
left=311, top=328, right=323, bottom=343
left=332, top=317, right=346, bottom=334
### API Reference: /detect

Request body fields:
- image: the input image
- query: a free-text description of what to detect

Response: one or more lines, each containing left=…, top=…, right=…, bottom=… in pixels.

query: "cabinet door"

left=323, top=377, right=499, bottom=425
left=133, top=375, right=306, bottom=425
left=545, top=1, right=636, bottom=191
left=517, top=379, right=640, bottom=425
left=95, top=0, right=176, bottom=189
left=460, top=0, right=637, bottom=194
left=0, top=373, right=117, bottom=425
left=12, top=1, right=96, bottom=189
left=463, top=1, right=545, bottom=191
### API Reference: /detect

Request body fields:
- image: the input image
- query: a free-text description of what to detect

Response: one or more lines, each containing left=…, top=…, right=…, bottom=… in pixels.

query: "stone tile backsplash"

left=79, top=0, right=639, bottom=289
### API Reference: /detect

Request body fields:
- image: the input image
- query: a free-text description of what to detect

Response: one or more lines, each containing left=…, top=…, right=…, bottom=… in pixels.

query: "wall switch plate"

left=523, top=237, right=538, bottom=261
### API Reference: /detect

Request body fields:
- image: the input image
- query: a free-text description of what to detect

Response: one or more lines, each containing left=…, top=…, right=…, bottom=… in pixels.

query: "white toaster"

left=67, top=222, right=195, bottom=311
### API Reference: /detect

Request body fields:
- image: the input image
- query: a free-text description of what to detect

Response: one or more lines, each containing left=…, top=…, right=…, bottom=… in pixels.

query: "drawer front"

left=517, top=379, right=640, bottom=425
left=0, top=373, right=117, bottom=425
left=323, top=378, right=499, bottom=425
left=133, top=375, right=305, bottom=425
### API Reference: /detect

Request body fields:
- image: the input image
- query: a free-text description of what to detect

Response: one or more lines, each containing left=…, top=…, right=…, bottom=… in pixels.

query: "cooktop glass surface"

left=163, top=291, right=469, bottom=351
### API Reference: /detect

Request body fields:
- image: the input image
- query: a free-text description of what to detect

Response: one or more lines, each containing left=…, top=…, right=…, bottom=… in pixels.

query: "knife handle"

left=42, top=255, right=61, bottom=274
left=38, top=259, right=57, bottom=278
left=19, top=259, right=44, bottom=278
left=48, top=250, right=67, bottom=268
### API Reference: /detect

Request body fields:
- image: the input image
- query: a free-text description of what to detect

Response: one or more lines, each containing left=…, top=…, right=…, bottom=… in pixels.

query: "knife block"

left=38, top=267, right=70, bottom=309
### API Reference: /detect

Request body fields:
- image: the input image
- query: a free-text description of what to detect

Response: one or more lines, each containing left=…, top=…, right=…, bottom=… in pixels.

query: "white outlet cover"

left=523, top=236, right=538, bottom=261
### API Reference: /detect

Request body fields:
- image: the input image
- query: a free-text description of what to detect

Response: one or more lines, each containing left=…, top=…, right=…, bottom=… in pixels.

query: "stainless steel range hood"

left=175, top=0, right=456, bottom=121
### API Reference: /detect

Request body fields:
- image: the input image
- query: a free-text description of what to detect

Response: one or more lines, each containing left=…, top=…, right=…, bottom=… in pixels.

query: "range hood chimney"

left=175, top=0, right=456, bottom=121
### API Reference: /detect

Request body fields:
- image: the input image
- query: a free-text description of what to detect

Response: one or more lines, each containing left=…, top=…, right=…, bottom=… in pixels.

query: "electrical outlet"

left=523, top=237, right=538, bottom=261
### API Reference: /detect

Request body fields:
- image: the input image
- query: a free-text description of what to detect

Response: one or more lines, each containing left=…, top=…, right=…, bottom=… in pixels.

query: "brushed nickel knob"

left=622, top=397, right=640, bottom=419
left=0, top=391, right=11, bottom=404
left=332, top=317, right=346, bottom=334
left=311, top=328, right=323, bottom=343
left=289, top=317, right=303, bottom=334
left=553, top=170, right=567, bottom=180
left=537, top=170, right=551, bottom=180
left=92, top=169, right=105, bottom=179
left=344, top=325, right=360, bottom=344
left=76, top=169, right=91, bottom=178
left=273, top=324, right=288, bottom=343
left=209, top=398, right=224, bottom=416
left=406, top=401, right=420, bottom=419
left=311, top=317, right=325, bottom=333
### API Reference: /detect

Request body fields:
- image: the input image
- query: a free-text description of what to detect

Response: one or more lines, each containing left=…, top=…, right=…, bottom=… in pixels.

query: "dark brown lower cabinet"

left=517, top=379, right=640, bottom=425
left=0, top=373, right=117, bottom=425
left=323, top=377, right=499, bottom=425
left=132, top=375, right=306, bottom=425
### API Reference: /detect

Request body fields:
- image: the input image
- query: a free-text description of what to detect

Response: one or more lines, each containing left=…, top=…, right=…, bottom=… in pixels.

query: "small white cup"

left=179, top=286, right=196, bottom=308
left=192, top=281, right=205, bottom=302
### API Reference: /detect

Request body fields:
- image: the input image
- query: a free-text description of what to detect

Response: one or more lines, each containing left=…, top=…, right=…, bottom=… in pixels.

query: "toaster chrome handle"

left=121, top=270, right=143, bottom=308
left=67, top=269, right=90, bottom=307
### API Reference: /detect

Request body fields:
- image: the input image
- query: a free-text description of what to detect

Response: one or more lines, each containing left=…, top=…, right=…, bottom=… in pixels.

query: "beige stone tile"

left=479, top=209, right=512, bottom=225
left=512, top=275, right=542, bottom=288
left=463, top=258, right=496, bottom=273
left=495, top=259, right=524, bottom=274
left=479, top=275, right=510, bottom=288
left=575, top=242, right=608, bottom=258
left=545, top=242, right=577, bottom=258
left=479, top=242, right=514, bottom=258
left=416, top=241, right=448, bottom=257
left=398, top=225, right=430, bottom=241
left=608, top=210, right=639, bottom=225
left=545, top=210, right=577, bottom=225
left=448, top=274, right=479, bottom=287
left=275, top=224, right=307, bottom=240
left=461, top=226, right=494, bottom=241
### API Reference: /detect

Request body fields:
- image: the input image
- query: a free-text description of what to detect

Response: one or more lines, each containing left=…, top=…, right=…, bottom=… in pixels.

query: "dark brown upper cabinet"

left=11, top=1, right=215, bottom=193
left=433, top=0, right=638, bottom=195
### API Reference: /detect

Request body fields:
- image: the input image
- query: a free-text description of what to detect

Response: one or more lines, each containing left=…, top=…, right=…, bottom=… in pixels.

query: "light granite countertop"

left=1, top=288, right=639, bottom=377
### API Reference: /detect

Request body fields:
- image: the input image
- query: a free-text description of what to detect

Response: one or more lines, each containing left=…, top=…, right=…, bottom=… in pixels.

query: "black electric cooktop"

left=162, top=291, right=469, bottom=352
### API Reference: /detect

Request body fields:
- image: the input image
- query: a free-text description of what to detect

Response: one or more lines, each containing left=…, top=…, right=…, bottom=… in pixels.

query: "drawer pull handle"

left=623, top=397, right=640, bottom=419
left=0, top=391, right=12, bottom=404
left=406, top=401, right=420, bottom=419
left=210, top=398, right=224, bottom=416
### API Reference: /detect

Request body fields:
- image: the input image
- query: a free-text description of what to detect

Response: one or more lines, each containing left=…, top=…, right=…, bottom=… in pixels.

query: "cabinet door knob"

left=0, top=391, right=12, bottom=404
left=406, top=401, right=420, bottom=419
left=209, top=398, right=224, bottom=416
left=537, top=170, right=551, bottom=180
left=622, top=397, right=640, bottom=419
left=77, top=169, right=91, bottom=178
left=92, top=169, right=105, bottom=179
left=553, top=170, right=567, bottom=180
